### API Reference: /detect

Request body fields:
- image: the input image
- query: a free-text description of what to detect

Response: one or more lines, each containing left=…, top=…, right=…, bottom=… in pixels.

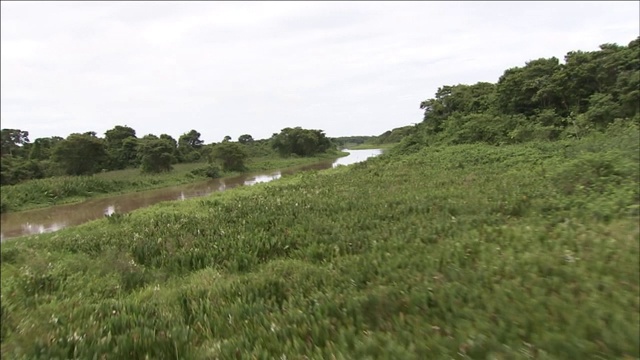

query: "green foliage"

left=373, top=125, right=415, bottom=144
left=210, top=141, right=248, bottom=172
left=1, top=36, right=639, bottom=357
left=441, top=113, right=524, bottom=145
left=178, top=130, right=204, bottom=162
left=0, top=176, right=126, bottom=212
left=421, top=83, right=497, bottom=132
left=159, top=134, right=180, bottom=164
left=52, top=133, right=108, bottom=176
left=242, top=139, right=277, bottom=158
left=0, top=154, right=346, bottom=213
left=1, top=131, right=638, bottom=358
left=271, top=127, right=332, bottom=156
left=238, top=134, right=254, bottom=144
left=104, top=125, right=138, bottom=170
left=28, top=136, right=62, bottom=161
left=0, top=165, right=204, bottom=212
left=497, top=57, right=563, bottom=116
left=138, top=138, right=176, bottom=174
left=412, top=36, right=640, bottom=147
left=0, top=128, right=29, bottom=157
left=179, top=130, right=204, bottom=149
left=190, top=164, right=221, bottom=179
left=0, top=156, right=46, bottom=185
left=331, top=135, right=376, bottom=148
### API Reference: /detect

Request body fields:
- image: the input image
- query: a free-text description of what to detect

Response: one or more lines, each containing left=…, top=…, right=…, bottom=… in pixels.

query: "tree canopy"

left=405, top=36, right=640, bottom=149
left=1, top=129, right=29, bottom=157
left=271, top=127, right=332, bottom=157
left=138, top=137, right=176, bottom=173
left=210, top=142, right=248, bottom=172
left=52, top=133, right=108, bottom=176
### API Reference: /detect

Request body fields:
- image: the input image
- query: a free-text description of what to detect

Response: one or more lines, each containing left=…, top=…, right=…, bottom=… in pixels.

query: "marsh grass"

left=1, top=130, right=638, bottom=359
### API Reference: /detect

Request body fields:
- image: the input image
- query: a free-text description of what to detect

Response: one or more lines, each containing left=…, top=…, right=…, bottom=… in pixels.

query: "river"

left=0, top=149, right=382, bottom=241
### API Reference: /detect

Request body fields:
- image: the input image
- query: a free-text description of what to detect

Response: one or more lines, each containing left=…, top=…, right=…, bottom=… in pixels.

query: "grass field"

left=0, top=152, right=347, bottom=213
left=1, top=125, right=637, bottom=358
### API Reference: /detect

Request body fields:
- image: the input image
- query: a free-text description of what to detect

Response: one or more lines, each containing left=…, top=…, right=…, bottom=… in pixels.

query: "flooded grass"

left=1, top=131, right=638, bottom=359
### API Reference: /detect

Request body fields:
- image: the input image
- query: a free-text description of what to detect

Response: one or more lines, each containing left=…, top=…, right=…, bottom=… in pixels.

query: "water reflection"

left=333, top=149, right=381, bottom=167
left=18, top=221, right=67, bottom=238
left=1, top=149, right=381, bottom=241
left=104, top=205, right=116, bottom=216
left=244, top=172, right=281, bottom=186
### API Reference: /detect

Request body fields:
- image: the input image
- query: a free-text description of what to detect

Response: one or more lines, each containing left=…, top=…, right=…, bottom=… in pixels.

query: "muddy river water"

left=0, top=149, right=382, bottom=241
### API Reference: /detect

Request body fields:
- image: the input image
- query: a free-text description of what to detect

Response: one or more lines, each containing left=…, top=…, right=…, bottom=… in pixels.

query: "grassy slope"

left=0, top=152, right=347, bottom=213
left=347, top=142, right=399, bottom=150
left=1, top=130, right=638, bottom=359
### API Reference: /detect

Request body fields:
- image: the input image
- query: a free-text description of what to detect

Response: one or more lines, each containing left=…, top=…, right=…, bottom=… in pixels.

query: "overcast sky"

left=1, top=1, right=638, bottom=143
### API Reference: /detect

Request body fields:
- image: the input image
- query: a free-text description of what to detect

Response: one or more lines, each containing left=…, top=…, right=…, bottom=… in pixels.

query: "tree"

left=223, top=135, right=232, bottom=143
left=238, top=134, right=254, bottom=144
left=496, top=57, right=563, bottom=116
left=1, top=129, right=29, bottom=157
left=271, top=127, right=332, bottom=157
left=211, top=142, right=248, bottom=172
left=0, top=155, right=45, bottom=185
left=160, top=134, right=180, bottom=163
left=138, top=137, right=176, bottom=173
left=28, top=136, right=63, bottom=161
left=104, top=125, right=138, bottom=170
left=160, top=134, right=177, bottom=147
left=178, top=130, right=204, bottom=162
left=583, top=93, right=623, bottom=128
left=179, top=130, right=204, bottom=149
left=420, top=83, right=496, bottom=133
left=52, top=133, right=108, bottom=175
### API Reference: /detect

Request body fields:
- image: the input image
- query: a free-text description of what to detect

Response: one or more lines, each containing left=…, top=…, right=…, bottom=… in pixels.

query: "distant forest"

left=0, top=126, right=334, bottom=185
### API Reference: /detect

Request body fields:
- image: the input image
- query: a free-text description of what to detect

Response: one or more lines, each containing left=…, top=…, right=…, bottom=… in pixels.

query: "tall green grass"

left=1, top=127, right=638, bottom=359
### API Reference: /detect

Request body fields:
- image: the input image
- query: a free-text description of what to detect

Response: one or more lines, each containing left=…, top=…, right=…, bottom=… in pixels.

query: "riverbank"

left=0, top=151, right=348, bottom=213
left=347, top=142, right=399, bottom=150
left=1, top=127, right=637, bottom=358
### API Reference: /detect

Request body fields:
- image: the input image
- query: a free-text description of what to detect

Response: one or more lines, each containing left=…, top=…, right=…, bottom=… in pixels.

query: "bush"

left=210, top=142, right=248, bottom=172
left=553, top=151, right=637, bottom=195
left=190, top=164, right=221, bottom=179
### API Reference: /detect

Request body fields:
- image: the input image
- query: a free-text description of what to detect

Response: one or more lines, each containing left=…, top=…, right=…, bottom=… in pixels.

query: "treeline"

left=395, top=37, right=639, bottom=152
left=372, top=125, right=415, bottom=145
left=331, top=126, right=415, bottom=148
left=331, top=136, right=376, bottom=148
left=0, top=126, right=334, bottom=185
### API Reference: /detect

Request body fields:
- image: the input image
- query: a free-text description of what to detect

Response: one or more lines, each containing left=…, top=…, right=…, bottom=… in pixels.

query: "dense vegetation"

left=332, top=126, right=415, bottom=150
left=331, top=135, right=376, bottom=148
left=0, top=127, right=335, bottom=185
left=0, top=127, right=339, bottom=212
left=0, top=152, right=344, bottom=214
left=394, top=37, right=639, bottom=152
left=342, top=125, right=417, bottom=150
left=1, top=125, right=637, bottom=359
left=1, top=38, right=638, bottom=358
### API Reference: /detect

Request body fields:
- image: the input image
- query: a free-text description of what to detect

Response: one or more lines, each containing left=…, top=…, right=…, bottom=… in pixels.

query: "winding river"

left=0, top=149, right=382, bottom=241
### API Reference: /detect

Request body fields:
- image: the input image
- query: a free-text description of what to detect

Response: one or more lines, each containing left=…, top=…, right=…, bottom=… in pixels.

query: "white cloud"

left=1, top=1, right=639, bottom=142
